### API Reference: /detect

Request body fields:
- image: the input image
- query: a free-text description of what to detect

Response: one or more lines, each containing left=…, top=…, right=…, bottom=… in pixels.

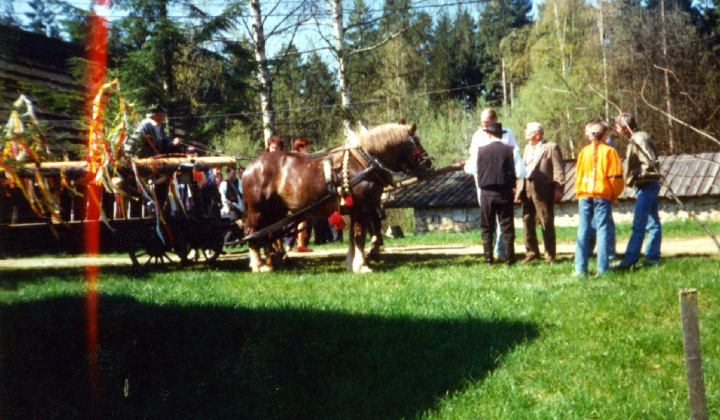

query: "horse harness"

left=322, top=133, right=428, bottom=199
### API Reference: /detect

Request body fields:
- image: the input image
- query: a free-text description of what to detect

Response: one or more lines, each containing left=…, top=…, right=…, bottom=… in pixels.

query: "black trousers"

left=480, top=188, right=515, bottom=264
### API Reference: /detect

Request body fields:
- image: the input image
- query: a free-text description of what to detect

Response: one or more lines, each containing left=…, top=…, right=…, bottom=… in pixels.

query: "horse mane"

left=357, top=124, right=409, bottom=155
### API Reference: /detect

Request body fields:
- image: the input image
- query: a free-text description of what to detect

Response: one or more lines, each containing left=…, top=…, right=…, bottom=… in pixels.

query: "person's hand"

left=172, top=137, right=181, bottom=146
left=515, top=195, right=522, bottom=204
left=611, top=199, right=620, bottom=207
left=554, top=190, right=563, bottom=203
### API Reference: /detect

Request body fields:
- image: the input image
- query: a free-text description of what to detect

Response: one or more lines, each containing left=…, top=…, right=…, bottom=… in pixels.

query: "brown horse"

left=242, top=122, right=431, bottom=273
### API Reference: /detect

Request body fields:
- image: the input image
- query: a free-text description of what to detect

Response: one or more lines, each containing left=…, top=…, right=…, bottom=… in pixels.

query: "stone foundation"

left=413, top=196, right=720, bottom=234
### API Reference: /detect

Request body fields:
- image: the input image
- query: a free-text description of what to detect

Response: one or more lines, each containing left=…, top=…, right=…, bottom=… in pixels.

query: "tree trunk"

left=158, top=0, right=176, bottom=135
left=249, top=0, right=275, bottom=144
left=501, top=55, right=507, bottom=112
left=510, top=81, right=514, bottom=109
left=554, top=1, right=573, bottom=156
left=598, top=0, right=609, bottom=120
left=661, top=0, right=675, bottom=152
left=331, top=0, right=353, bottom=130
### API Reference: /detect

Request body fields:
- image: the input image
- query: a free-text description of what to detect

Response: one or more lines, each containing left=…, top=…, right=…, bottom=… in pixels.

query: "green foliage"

left=109, top=0, right=254, bottom=148
left=271, top=47, right=342, bottom=149
left=212, top=120, right=264, bottom=163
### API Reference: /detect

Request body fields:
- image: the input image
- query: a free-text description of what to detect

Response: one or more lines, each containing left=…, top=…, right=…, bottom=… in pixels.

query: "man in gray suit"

left=516, top=122, right=565, bottom=263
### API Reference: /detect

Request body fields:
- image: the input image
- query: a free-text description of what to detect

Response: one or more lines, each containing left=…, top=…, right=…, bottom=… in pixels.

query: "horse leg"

left=345, top=215, right=356, bottom=272
left=350, top=214, right=372, bottom=273
left=269, top=238, right=288, bottom=267
left=248, top=241, right=267, bottom=273
left=368, top=209, right=383, bottom=261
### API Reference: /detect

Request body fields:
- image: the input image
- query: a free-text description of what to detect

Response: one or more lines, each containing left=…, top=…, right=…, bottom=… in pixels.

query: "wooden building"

left=0, top=25, right=86, bottom=149
left=385, top=153, right=720, bottom=234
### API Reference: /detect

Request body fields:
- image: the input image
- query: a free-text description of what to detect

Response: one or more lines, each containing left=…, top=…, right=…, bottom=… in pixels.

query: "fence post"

left=679, top=288, right=708, bottom=420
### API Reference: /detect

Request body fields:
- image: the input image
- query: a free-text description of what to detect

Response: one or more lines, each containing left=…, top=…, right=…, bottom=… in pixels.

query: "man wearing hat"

left=123, top=105, right=183, bottom=214
left=466, top=108, right=521, bottom=262
left=475, top=122, right=517, bottom=265
left=125, top=105, right=182, bottom=158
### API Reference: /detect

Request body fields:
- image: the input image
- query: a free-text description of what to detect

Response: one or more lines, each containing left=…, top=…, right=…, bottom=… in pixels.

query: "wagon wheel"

left=186, top=225, right=226, bottom=264
left=187, top=244, right=223, bottom=264
left=128, top=224, right=186, bottom=269
left=222, top=219, right=246, bottom=251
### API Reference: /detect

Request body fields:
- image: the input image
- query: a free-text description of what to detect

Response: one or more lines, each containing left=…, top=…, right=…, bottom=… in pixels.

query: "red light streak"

left=84, top=0, right=110, bottom=416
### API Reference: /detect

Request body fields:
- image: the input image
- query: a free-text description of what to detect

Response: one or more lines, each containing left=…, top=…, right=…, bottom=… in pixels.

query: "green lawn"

left=1, top=220, right=718, bottom=419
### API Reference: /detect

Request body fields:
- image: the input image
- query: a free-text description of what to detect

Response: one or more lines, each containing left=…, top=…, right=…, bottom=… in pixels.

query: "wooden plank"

left=690, top=153, right=715, bottom=196
left=674, top=155, right=695, bottom=198
left=660, top=155, right=677, bottom=197
left=0, top=156, right=238, bottom=179
left=705, top=153, right=720, bottom=196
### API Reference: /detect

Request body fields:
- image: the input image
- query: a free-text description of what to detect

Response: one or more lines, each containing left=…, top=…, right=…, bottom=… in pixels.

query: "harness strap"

left=242, top=165, right=376, bottom=243
left=323, top=157, right=335, bottom=195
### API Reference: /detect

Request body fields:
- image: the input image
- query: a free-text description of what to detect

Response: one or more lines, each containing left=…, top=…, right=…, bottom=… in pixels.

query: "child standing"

left=574, top=121, right=624, bottom=276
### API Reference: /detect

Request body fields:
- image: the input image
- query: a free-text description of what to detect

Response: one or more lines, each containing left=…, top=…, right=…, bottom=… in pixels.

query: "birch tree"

left=312, top=0, right=428, bottom=129
left=245, top=0, right=309, bottom=144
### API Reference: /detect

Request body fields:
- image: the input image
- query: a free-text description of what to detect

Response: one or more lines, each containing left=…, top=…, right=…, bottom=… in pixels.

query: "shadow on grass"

left=290, top=252, right=512, bottom=273
left=1, top=296, right=539, bottom=419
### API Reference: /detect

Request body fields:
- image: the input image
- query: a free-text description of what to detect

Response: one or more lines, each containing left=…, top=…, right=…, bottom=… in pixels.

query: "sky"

left=6, top=0, right=541, bottom=60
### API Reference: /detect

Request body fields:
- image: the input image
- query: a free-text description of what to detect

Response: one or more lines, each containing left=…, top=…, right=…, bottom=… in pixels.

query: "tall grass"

left=1, top=248, right=718, bottom=419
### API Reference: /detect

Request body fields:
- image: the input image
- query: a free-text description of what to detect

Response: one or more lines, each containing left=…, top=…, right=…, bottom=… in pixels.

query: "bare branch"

left=268, top=45, right=333, bottom=61
left=587, top=85, right=623, bottom=115
left=542, top=86, right=572, bottom=94
left=639, top=78, right=720, bottom=148
left=264, top=1, right=311, bottom=38
left=347, top=15, right=431, bottom=58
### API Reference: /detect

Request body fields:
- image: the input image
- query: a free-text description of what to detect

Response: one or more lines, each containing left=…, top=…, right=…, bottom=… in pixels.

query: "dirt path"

left=1, top=237, right=716, bottom=270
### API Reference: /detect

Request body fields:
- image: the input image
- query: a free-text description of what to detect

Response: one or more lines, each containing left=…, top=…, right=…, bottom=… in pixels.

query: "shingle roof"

left=0, top=25, right=85, bottom=145
left=385, top=153, right=720, bottom=209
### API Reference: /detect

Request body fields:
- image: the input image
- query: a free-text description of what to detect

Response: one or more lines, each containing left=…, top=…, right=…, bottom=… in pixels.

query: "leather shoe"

left=610, top=260, right=636, bottom=271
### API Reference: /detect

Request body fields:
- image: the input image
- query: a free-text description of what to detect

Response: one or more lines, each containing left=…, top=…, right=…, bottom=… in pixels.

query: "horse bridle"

left=407, top=133, right=431, bottom=171
left=337, top=130, right=431, bottom=197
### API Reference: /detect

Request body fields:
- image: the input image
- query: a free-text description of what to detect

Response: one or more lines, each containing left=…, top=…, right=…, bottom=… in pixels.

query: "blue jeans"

left=575, top=198, right=614, bottom=275
left=623, top=182, right=661, bottom=264
left=589, top=214, right=617, bottom=260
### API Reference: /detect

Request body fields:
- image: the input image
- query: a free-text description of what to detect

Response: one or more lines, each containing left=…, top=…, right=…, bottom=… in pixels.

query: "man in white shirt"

left=467, top=108, right=519, bottom=262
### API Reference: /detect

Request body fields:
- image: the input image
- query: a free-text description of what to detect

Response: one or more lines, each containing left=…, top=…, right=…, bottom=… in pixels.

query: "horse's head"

left=403, top=122, right=432, bottom=174
left=358, top=121, right=432, bottom=176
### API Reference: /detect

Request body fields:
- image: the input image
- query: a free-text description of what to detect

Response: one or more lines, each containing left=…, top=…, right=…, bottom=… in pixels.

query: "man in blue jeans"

left=612, top=113, right=662, bottom=269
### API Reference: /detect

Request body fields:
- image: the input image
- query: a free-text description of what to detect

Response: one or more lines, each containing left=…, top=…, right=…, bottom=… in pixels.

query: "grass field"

left=1, top=220, right=719, bottom=419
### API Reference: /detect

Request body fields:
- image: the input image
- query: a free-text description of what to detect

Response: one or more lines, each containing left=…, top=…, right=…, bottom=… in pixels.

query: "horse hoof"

left=357, top=265, right=373, bottom=274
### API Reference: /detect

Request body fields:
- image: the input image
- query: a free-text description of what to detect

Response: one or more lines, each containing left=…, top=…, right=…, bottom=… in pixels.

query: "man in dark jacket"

left=125, top=105, right=181, bottom=158
left=476, top=122, right=517, bottom=265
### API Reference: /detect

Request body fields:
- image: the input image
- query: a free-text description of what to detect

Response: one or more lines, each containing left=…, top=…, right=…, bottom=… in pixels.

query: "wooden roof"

left=385, top=153, right=720, bottom=209
left=0, top=25, right=85, bottom=145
